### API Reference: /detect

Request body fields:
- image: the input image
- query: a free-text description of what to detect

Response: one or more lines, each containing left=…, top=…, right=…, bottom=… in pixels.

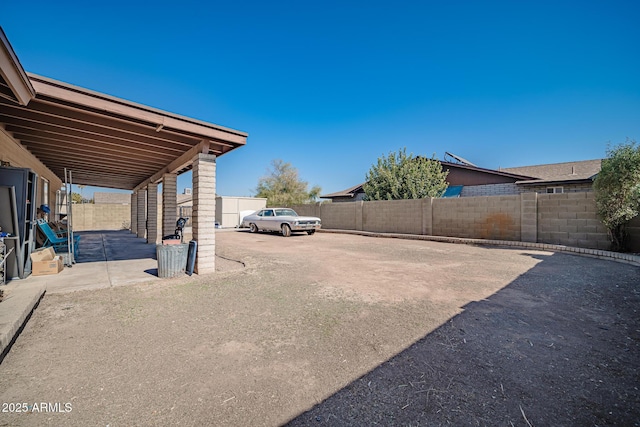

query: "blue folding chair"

left=36, top=219, right=80, bottom=257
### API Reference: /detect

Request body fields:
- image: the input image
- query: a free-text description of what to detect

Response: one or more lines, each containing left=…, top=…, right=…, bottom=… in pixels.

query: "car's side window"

left=257, top=210, right=264, bottom=217
left=264, top=210, right=273, bottom=217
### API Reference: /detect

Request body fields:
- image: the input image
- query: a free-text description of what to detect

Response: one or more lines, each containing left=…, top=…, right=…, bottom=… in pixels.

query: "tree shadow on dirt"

left=285, top=251, right=640, bottom=426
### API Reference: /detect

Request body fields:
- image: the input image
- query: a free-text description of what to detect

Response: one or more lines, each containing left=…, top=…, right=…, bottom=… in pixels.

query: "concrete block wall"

left=432, top=195, right=521, bottom=240
left=537, top=192, right=610, bottom=249
left=71, top=204, right=131, bottom=231
left=290, top=204, right=320, bottom=218
left=362, top=199, right=423, bottom=234
left=289, top=193, right=640, bottom=251
left=321, top=202, right=357, bottom=230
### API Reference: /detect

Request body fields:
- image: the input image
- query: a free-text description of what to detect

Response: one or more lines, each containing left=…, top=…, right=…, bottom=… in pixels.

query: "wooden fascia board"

left=0, top=29, right=36, bottom=105
left=133, top=140, right=212, bottom=191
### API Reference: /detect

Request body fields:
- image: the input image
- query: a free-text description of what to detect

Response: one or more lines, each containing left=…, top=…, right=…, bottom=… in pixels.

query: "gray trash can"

left=156, top=243, right=189, bottom=278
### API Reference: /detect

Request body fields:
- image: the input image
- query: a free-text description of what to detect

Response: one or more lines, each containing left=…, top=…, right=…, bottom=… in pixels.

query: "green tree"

left=71, top=192, right=83, bottom=204
left=594, top=139, right=640, bottom=252
left=363, top=148, right=449, bottom=200
left=255, top=160, right=321, bottom=206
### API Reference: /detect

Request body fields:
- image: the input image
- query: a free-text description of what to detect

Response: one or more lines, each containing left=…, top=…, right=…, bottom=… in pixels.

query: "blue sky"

left=4, top=1, right=639, bottom=197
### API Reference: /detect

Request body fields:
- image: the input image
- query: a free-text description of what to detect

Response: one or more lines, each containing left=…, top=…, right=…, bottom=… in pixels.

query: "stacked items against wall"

left=0, top=167, right=38, bottom=280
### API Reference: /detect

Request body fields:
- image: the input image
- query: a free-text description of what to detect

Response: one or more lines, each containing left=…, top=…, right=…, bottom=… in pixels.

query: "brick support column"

left=136, top=189, right=146, bottom=239
left=147, top=183, right=159, bottom=244
left=131, top=192, right=138, bottom=234
left=521, top=192, right=538, bottom=242
left=192, top=153, right=216, bottom=274
left=162, top=173, right=178, bottom=236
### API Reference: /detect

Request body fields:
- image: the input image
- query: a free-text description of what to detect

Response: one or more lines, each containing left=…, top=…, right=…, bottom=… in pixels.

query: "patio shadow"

left=75, top=230, right=157, bottom=263
left=284, top=251, right=640, bottom=426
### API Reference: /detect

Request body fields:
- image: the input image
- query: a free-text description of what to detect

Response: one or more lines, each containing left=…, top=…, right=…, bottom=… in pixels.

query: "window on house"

left=546, top=186, right=563, bottom=194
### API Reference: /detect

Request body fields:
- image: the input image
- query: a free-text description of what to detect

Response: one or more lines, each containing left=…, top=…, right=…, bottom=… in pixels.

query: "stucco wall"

left=0, top=128, right=63, bottom=212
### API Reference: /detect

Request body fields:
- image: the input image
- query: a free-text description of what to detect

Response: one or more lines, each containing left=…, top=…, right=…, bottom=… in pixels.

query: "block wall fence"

left=71, top=204, right=131, bottom=231
left=293, top=192, right=640, bottom=252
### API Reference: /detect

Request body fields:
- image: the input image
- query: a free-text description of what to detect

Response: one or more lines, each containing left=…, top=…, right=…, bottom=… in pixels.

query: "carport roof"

left=1, top=29, right=247, bottom=190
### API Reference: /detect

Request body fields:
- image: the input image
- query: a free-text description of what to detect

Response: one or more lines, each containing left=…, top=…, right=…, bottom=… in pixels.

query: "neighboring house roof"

left=320, top=183, right=365, bottom=200
left=321, top=158, right=602, bottom=200
left=320, top=161, right=534, bottom=199
left=440, top=161, right=534, bottom=181
left=502, top=159, right=602, bottom=185
left=94, top=192, right=131, bottom=204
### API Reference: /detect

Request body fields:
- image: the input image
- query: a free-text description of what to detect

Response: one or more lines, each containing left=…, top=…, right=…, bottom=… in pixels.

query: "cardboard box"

left=30, top=247, right=64, bottom=276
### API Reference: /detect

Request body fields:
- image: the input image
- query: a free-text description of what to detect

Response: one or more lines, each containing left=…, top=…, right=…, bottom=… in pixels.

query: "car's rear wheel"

left=281, top=224, right=291, bottom=237
left=249, top=223, right=258, bottom=233
left=307, top=230, right=316, bottom=235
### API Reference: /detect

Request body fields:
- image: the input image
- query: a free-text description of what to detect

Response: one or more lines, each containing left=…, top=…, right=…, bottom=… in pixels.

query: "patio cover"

left=1, top=28, right=247, bottom=190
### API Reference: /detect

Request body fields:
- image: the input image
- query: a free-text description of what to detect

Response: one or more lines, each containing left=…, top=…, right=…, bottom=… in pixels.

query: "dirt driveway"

left=0, top=230, right=638, bottom=426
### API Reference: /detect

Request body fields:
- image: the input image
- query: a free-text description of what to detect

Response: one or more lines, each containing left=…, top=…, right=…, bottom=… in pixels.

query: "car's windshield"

left=274, top=209, right=298, bottom=217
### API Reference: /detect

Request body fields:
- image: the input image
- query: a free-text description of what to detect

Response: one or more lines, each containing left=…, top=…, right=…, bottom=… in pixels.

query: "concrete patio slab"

left=26, top=230, right=161, bottom=294
left=0, top=280, right=45, bottom=364
left=0, top=230, right=161, bottom=361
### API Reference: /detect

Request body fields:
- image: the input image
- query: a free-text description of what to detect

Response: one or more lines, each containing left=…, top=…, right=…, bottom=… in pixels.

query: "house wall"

left=445, top=166, right=518, bottom=185
left=327, top=182, right=594, bottom=202
left=461, top=183, right=522, bottom=197
left=292, top=193, right=634, bottom=251
left=520, top=182, right=594, bottom=193
left=0, top=127, right=62, bottom=212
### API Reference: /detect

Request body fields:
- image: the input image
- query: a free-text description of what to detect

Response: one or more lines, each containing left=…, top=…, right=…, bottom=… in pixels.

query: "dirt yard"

left=0, top=230, right=638, bottom=426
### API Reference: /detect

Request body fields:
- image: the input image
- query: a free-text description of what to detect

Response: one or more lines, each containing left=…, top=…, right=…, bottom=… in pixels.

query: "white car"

left=242, top=208, right=321, bottom=237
